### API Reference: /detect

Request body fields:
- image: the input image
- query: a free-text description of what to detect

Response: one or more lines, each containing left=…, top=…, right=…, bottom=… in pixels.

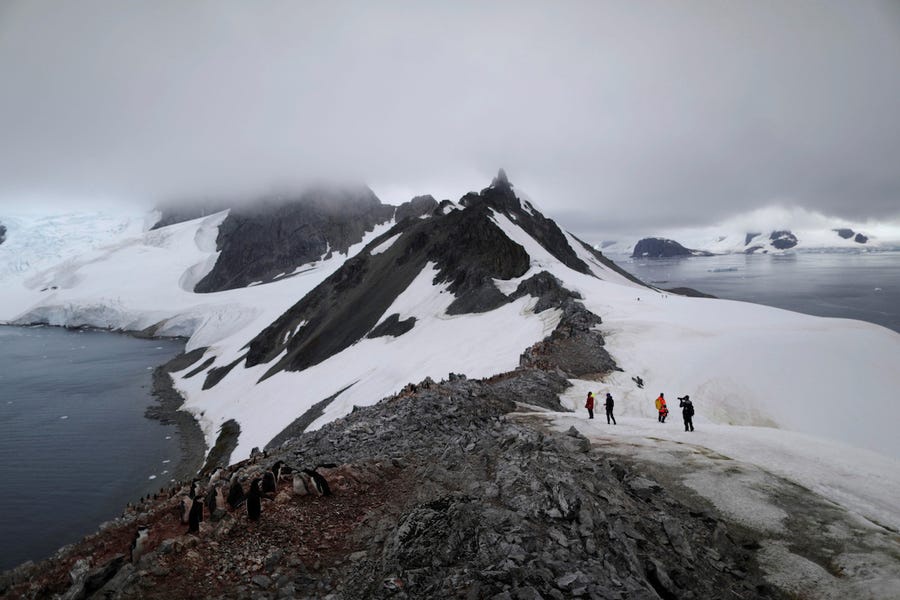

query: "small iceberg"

left=708, top=267, right=739, bottom=273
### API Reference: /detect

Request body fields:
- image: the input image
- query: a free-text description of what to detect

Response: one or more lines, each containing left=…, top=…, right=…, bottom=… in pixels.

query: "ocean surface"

left=612, top=250, right=900, bottom=333
left=0, top=326, right=184, bottom=571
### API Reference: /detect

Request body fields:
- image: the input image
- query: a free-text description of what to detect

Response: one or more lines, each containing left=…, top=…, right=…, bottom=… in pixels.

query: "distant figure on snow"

left=604, top=393, right=616, bottom=425
left=585, top=391, right=595, bottom=419
left=679, top=395, right=695, bottom=432
left=656, top=393, right=668, bottom=423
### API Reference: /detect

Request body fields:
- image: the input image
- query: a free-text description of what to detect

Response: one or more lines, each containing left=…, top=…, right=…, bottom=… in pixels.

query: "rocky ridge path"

left=2, top=369, right=782, bottom=599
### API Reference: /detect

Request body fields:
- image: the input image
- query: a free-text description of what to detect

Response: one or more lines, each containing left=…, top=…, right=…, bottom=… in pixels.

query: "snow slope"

left=1, top=192, right=899, bottom=465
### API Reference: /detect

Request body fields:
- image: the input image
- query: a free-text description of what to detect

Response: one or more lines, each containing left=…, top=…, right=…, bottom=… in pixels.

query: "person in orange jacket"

left=655, top=393, right=668, bottom=423
left=585, top=391, right=595, bottom=419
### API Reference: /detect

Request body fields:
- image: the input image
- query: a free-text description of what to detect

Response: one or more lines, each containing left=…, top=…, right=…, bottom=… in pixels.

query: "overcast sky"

left=1, top=1, right=898, bottom=238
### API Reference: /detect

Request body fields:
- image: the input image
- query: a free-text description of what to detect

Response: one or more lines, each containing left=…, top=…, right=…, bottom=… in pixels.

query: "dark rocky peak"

left=194, top=186, right=393, bottom=293
left=834, top=228, right=855, bottom=240
left=854, top=232, right=868, bottom=244
left=394, top=195, right=438, bottom=223
left=460, top=171, right=593, bottom=276
left=0, top=221, right=6, bottom=245
left=632, top=237, right=692, bottom=258
left=492, top=167, right=511, bottom=189
left=769, top=230, right=798, bottom=250
left=745, top=232, right=761, bottom=246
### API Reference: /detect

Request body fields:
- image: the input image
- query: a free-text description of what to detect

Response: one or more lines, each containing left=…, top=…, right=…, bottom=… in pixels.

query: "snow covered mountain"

left=1, top=173, right=899, bottom=468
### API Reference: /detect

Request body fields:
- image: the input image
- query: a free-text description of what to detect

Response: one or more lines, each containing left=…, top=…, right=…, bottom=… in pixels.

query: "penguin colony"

left=126, top=460, right=336, bottom=562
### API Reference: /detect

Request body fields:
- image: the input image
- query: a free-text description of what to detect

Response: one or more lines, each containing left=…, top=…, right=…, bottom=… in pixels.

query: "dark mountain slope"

left=194, top=187, right=393, bottom=293
left=462, top=170, right=594, bottom=276
left=242, top=193, right=531, bottom=381
left=0, top=222, right=6, bottom=245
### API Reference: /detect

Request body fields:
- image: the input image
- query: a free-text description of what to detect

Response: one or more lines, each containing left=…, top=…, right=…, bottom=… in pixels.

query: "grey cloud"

left=0, top=1, right=898, bottom=237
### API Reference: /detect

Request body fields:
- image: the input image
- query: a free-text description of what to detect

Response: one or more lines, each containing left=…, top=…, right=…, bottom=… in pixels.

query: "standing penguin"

left=205, top=484, right=218, bottom=516
left=179, top=495, right=192, bottom=524
left=262, top=470, right=277, bottom=496
left=227, top=476, right=245, bottom=510
left=247, top=479, right=262, bottom=521
left=292, top=473, right=310, bottom=496
left=271, top=460, right=292, bottom=482
left=188, top=496, right=203, bottom=533
left=303, top=468, right=331, bottom=497
left=130, top=526, right=150, bottom=564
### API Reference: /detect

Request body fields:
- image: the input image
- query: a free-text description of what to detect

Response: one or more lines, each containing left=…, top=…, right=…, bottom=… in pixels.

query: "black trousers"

left=606, top=408, right=616, bottom=424
left=587, top=408, right=594, bottom=419
left=684, top=416, right=694, bottom=431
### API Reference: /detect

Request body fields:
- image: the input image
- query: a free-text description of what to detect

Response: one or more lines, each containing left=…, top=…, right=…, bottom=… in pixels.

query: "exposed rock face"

left=194, top=187, right=394, bottom=293
left=632, top=237, right=692, bottom=258
left=461, top=172, right=594, bottom=276
left=366, top=314, right=417, bottom=339
left=394, top=195, right=438, bottom=222
left=834, top=228, right=855, bottom=239
left=769, top=230, right=798, bottom=250
left=745, top=232, right=762, bottom=245
left=855, top=233, right=869, bottom=244
left=0, top=222, right=6, bottom=245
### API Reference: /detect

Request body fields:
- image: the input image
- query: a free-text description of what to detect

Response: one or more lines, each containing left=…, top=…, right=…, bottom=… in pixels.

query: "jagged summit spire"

left=492, top=168, right=511, bottom=189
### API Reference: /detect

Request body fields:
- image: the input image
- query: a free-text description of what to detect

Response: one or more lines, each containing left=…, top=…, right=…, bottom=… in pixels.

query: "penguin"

left=292, top=473, right=310, bottom=496
left=302, top=468, right=331, bottom=497
left=188, top=496, right=203, bottom=533
left=247, top=479, right=262, bottom=521
left=180, top=495, right=192, bottom=524
left=130, top=526, right=150, bottom=564
left=189, top=479, right=198, bottom=500
left=271, top=460, right=292, bottom=481
left=208, top=468, right=223, bottom=486
left=215, top=484, right=226, bottom=511
left=262, top=470, right=277, bottom=496
left=205, top=484, right=218, bottom=516
left=227, top=476, right=245, bottom=509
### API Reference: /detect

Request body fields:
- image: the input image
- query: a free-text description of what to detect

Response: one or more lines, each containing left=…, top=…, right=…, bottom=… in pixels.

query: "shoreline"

left=146, top=348, right=209, bottom=482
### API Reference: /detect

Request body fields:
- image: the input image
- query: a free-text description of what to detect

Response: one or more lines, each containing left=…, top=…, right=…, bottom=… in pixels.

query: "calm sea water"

left=613, top=251, right=900, bottom=333
left=0, top=326, right=184, bottom=571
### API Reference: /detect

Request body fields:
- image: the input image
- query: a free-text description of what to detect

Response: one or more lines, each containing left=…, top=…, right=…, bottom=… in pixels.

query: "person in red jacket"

left=655, top=393, right=668, bottom=423
left=585, top=391, right=595, bottom=419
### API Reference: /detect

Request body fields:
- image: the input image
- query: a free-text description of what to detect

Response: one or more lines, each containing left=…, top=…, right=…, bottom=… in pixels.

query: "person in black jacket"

left=604, top=392, right=616, bottom=425
left=679, top=395, right=695, bottom=431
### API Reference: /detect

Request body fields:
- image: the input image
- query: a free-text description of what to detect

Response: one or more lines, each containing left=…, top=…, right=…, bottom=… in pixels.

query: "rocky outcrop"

left=394, top=195, right=439, bottom=223
left=0, top=222, right=6, bottom=245
left=2, top=372, right=779, bottom=600
left=769, top=230, right=798, bottom=250
left=632, top=237, right=693, bottom=258
left=462, top=170, right=594, bottom=275
left=194, top=187, right=394, bottom=293
left=855, top=233, right=868, bottom=244
left=745, top=232, right=762, bottom=245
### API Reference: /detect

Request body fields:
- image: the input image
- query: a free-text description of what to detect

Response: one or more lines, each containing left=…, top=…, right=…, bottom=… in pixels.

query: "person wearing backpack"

left=679, top=395, right=695, bottom=431
left=655, top=393, right=668, bottom=423
left=604, top=392, right=616, bottom=425
left=585, top=391, right=595, bottom=419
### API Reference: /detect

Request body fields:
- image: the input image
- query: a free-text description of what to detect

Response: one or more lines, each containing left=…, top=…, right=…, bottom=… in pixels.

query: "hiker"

left=585, top=391, right=595, bottom=419
left=655, top=393, right=668, bottom=423
left=679, top=395, right=695, bottom=431
left=604, top=393, right=616, bottom=425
